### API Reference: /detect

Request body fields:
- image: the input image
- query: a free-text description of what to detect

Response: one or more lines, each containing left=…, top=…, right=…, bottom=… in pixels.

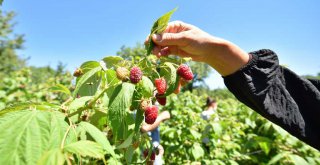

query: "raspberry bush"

left=0, top=8, right=194, bottom=165
left=1, top=7, right=319, bottom=165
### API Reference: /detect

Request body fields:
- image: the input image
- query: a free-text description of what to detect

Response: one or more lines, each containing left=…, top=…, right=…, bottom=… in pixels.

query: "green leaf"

left=211, top=123, right=222, bottom=135
left=90, top=109, right=108, bottom=130
left=108, top=82, right=135, bottom=138
left=254, top=136, right=272, bottom=155
left=79, top=61, right=100, bottom=72
left=0, top=102, right=60, bottom=116
left=50, top=84, right=71, bottom=96
left=68, top=96, right=93, bottom=111
left=190, top=129, right=201, bottom=140
left=191, top=143, right=204, bottom=160
left=102, top=56, right=124, bottom=68
left=160, top=62, right=177, bottom=96
left=146, top=8, right=177, bottom=55
left=289, top=154, right=309, bottom=165
left=37, top=148, right=65, bottom=165
left=134, top=109, right=144, bottom=133
left=63, top=140, right=104, bottom=159
left=116, top=132, right=134, bottom=149
left=125, top=146, right=134, bottom=164
left=137, top=76, right=154, bottom=98
left=267, top=152, right=287, bottom=165
left=78, top=122, right=116, bottom=157
left=106, top=69, right=120, bottom=97
left=0, top=109, right=68, bottom=165
left=73, top=66, right=102, bottom=97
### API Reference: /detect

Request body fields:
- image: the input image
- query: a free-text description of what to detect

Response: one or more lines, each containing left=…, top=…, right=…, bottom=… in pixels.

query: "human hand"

left=147, top=21, right=250, bottom=76
left=159, top=111, right=170, bottom=121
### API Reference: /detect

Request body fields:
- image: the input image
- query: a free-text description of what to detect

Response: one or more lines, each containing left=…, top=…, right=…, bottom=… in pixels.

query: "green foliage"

left=302, top=72, right=320, bottom=80
left=0, top=108, right=69, bottom=165
left=0, top=10, right=25, bottom=75
left=160, top=92, right=320, bottom=164
left=1, top=7, right=319, bottom=165
left=146, top=7, right=177, bottom=55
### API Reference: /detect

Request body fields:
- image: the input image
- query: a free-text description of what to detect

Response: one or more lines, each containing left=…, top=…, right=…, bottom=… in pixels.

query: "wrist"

left=207, top=40, right=249, bottom=76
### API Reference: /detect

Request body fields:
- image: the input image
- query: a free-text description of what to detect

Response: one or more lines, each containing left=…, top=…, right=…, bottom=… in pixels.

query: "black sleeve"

left=223, top=49, right=320, bottom=150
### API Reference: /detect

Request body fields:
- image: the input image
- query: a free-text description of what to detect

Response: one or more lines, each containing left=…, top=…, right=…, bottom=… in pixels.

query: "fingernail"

left=153, top=34, right=162, bottom=41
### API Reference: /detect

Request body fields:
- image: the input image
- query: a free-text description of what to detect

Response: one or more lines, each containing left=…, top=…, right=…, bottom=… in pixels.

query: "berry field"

left=1, top=7, right=320, bottom=165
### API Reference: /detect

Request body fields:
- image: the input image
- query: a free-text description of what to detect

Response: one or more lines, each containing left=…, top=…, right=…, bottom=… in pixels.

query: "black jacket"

left=223, top=49, right=320, bottom=150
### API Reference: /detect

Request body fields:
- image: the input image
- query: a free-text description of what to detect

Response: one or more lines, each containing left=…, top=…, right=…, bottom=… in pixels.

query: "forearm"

left=141, top=117, right=163, bottom=133
left=206, top=39, right=250, bottom=76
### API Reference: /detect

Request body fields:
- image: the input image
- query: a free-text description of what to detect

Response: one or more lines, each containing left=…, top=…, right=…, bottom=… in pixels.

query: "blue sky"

left=2, top=0, right=320, bottom=89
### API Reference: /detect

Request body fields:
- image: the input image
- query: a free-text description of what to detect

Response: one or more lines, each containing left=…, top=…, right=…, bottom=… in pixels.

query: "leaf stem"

left=60, top=124, right=73, bottom=150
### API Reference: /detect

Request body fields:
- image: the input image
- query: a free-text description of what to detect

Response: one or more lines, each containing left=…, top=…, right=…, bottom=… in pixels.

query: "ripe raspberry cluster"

left=110, top=64, right=193, bottom=125
left=144, top=105, right=158, bottom=124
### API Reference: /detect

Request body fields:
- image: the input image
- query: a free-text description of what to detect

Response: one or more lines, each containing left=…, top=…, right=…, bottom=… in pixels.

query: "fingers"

left=152, top=32, right=189, bottom=47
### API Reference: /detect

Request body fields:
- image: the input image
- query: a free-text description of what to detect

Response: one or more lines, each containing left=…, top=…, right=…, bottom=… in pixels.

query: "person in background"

left=201, top=97, right=218, bottom=121
left=141, top=110, right=171, bottom=165
left=146, top=21, right=320, bottom=150
left=201, top=97, right=219, bottom=151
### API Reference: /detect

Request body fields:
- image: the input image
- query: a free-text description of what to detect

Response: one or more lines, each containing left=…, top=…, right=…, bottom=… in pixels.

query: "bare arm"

left=141, top=111, right=170, bottom=133
left=149, top=21, right=249, bottom=76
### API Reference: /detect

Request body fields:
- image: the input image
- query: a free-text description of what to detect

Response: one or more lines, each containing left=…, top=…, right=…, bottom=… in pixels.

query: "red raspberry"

left=144, top=105, right=158, bottom=124
left=156, top=93, right=166, bottom=106
left=116, top=67, right=129, bottom=81
left=155, top=77, right=167, bottom=94
left=143, top=150, right=156, bottom=160
left=177, top=64, right=193, bottom=81
left=130, top=66, right=142, bottom=84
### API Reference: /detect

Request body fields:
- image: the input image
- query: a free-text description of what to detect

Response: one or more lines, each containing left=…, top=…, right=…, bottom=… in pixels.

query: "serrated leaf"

left=125, top=146, right=135, bottom=164
left=90, top=110, right=108, bottom=130
left=191, top=143, right=204, bottom=160
left=37, top=148, right=65, bottom=165
left=146, top=8, right=177, bottom=55
left=73, top=66, right=102, bottom=97
left=68, top=96, right=93, bottom=112
left=63, top=140, right=104, bottom=159
left=0, top=110, right=68, bottom=165
left=79, top=61, right=100, bottom=72
left=160, top=62, right=177, bottom=96
left=0, top=102, right=60, bottom=116
left=69, top=96, right=93, bottom=112
left=134, top=109, right=144, bottom=133
left=108, top=83, right=135, bottom=138
left=106, top=69, right=120, bottom=98
left=102, top=56, right=124, bottom=68
left=50, top=84, right=71, bottom=96
left=137, top=76, right=154, bottom=98
left=117, top=133, right=134, bottom=149
left=78, top=122, right=116, bottom=157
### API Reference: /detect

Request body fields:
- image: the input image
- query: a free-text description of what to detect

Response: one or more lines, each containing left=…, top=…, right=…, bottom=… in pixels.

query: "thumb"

left=152, top=33, right=188, bottom=46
